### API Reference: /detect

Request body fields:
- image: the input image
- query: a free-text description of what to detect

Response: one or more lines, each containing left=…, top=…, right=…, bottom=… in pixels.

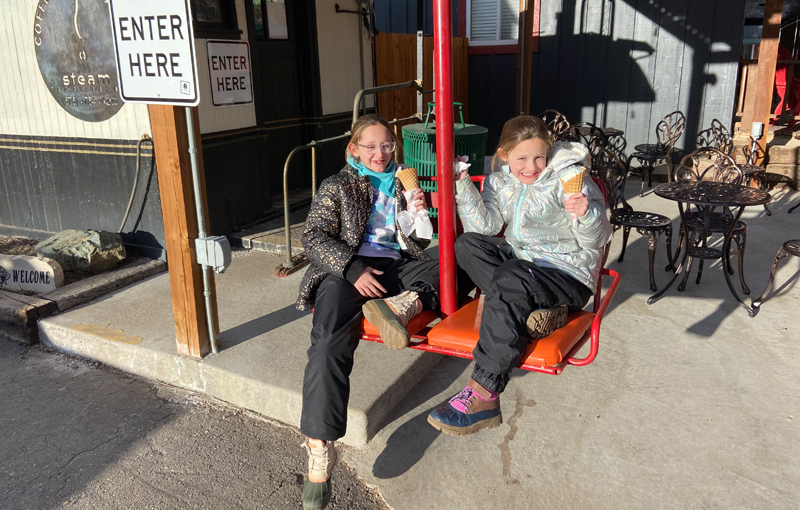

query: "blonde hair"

left=346, top=114, right=398, bottom=162
left=491, top=115, right=553, bottom=171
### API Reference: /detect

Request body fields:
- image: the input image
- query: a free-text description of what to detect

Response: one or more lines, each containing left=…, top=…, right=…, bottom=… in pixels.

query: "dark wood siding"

left=374, top=0, right=458, bottom=35
left=0, top=136, right=165, bottom=259
left=376, top=0, right=746, bottom=155
left=472, top=0, right=746, bottom=153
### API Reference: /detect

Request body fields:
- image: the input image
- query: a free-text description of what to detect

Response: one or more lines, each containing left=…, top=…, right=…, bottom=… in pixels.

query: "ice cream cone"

left=561, top=167, right=587, bottom=228
left=560, top=168, right=586, bottom=194
left=397, top=167, right=419, bottom=191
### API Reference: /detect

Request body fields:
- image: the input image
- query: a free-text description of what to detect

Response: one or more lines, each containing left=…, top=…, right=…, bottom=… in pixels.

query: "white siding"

left=0, top=1, right=152, bottom=139
left=315, top=0, right=375, bottom=115
left=0, top=0, right=258, bottom=138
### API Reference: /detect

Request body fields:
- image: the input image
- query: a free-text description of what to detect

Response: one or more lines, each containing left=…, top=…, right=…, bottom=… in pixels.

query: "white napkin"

left=398, top=189, right=433, bottom=239
left=454, top=155, right=471, bottom=179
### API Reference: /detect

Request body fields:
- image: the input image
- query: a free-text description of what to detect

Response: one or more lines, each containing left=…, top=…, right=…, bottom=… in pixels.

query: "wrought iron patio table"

left=630, top=143, right=670, bottom=196
left=576, top=126, right=624, bottom=138
left=647, top=181, right=772, bottom=316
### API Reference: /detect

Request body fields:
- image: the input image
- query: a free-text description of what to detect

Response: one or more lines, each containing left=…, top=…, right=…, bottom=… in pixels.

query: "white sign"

left=107, top=0, right=200, bottom=106
left=206, top=40, right=254, bottom=107
left=0, top=255, right=64, bottom=293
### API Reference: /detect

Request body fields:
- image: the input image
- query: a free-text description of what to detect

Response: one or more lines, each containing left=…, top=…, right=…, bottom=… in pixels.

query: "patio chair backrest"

left=695, top=127, right=716, bottom=149
left=674, top=147, right=743, bottom=185
left=537, top=109, right=571, bottom=142
left=567, top=122, right=608, bottom=173
left=740, top=137, right=764, bottom=165
left=710, top=119, right=733, bottom=155
left=655, top=110, right=686, bottom=149
left=696, top=119, right=733, bottom=155
left=595, top=148, right=632, bottom=214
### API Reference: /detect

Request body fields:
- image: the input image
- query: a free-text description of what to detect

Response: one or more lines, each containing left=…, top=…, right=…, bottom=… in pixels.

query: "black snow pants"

left=455, top=233, right=593, bottom=393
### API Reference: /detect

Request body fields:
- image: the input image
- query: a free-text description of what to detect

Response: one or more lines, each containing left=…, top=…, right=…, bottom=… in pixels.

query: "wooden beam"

left=148, top=105, right=219, bottom=358
left=516, top=0, right=535, bottom=115
left=752, top=0, right=783, bottom=164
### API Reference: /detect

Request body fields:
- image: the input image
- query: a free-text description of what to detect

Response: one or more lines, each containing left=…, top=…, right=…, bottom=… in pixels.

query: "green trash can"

left=401, top=103, right=489, bottom=195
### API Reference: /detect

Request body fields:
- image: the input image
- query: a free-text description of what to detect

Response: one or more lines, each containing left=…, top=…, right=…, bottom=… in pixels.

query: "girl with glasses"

left=296, top=114, right=440, bottom=510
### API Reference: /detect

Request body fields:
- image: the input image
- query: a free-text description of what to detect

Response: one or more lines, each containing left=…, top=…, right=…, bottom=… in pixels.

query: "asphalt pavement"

left=0, top=340, right=387, bottom=510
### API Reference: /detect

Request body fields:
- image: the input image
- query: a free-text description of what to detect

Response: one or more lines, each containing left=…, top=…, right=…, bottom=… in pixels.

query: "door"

left=250, top=0, right=318, bottom=193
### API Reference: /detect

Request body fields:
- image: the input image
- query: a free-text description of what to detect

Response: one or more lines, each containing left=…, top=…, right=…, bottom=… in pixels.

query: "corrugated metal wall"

left=377, top=0, right=746, bottom=155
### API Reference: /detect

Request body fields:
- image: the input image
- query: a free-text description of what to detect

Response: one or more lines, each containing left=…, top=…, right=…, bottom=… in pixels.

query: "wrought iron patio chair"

left=709, top=119, right=734, bottom=156
left=739, top=137, right=771, bottom=215
left=629, top=110, right=686, bottom=195
left=595, top=148, right=675, bottom=291
left=567, top=122, right=608, bottom=175
left=750, top=239, right=800, bottom=316
left=537, top=109, right=571, bottom=142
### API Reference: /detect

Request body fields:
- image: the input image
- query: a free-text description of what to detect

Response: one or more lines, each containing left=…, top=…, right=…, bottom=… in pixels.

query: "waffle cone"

left=560, top=168, right=586, bottom=194
left=397, top=167, right=419, bottom=191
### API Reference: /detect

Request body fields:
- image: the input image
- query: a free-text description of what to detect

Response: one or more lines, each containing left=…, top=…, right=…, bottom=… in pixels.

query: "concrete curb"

left=38, top=317, right=444, bottom=446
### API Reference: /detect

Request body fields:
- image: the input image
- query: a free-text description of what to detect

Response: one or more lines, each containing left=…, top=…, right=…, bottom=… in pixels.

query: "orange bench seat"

left=426, top=299, right=595, bottom=367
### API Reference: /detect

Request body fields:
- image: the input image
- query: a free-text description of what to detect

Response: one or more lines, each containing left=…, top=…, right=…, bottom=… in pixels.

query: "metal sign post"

left=108, top=0, right=224, bottom=356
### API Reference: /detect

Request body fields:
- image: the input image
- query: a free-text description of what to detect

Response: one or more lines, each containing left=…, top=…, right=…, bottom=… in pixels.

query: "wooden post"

left=752, top=0, right=783, bottom=165
left=148, top=105, right=220, bottom=358
left=516, top=0, right=535, bottom=115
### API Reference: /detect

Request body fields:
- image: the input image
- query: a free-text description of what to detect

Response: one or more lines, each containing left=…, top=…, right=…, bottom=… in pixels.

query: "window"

left=253, top=0, right=289, bottom=40
left=191, top=0, right=241, bottom=39
left=466, top=0, right=539, bottom=53
left=469, top=0, right=519, bottom=44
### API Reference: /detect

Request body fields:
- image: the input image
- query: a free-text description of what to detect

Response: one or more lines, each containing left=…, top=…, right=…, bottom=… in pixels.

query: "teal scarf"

left=349, top=156, right=396, bottom=196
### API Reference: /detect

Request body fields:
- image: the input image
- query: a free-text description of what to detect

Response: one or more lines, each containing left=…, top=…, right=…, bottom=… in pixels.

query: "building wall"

left=316, top=0, right=375, bottom=115
left=0, top=0, right=164, bottom=258
left=377, top=0, right=746, bottom=156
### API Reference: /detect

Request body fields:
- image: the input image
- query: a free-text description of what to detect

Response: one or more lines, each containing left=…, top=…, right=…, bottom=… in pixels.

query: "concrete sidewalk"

left=37, top=184, right=800, bottom=509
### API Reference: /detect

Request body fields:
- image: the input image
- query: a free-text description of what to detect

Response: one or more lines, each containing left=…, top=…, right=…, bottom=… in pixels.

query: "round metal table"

left=630, top=143, right=671, bottom=196
left=647, top=181, right=772, bottom=316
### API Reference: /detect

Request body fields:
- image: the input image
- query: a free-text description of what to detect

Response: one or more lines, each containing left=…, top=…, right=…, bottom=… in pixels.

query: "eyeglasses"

left=358, top=142, right=396, bottom=155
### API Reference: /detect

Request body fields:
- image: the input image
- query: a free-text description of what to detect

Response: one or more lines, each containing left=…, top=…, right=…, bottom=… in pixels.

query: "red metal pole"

left=433, top=0, right=457, bottom=316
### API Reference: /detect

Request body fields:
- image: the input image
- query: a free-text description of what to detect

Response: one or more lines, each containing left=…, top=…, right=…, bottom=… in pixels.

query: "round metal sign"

left=34, top=0, right=123, bottom=122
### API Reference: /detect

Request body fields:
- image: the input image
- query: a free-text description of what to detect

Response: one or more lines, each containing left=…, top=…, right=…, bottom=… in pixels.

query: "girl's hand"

left=565, top=193, right=589, bottom=218
left=354, top=267, right=387, bottom=298
left=407, top=188, right=427, bottom=211
left=454, top=156, right=470, bottom=181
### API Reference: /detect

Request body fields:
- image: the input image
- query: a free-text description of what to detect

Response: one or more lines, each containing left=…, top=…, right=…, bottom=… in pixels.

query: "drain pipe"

left=184, top=107, right=219, bottom=354
left=118, top=134, right=152, bottom=233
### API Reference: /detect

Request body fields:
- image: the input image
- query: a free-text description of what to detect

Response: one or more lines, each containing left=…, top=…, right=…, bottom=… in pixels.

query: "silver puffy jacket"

left=455, top=142, right=614, bottom=290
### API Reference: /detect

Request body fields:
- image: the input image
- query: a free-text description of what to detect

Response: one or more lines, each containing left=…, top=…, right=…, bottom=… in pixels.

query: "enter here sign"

left=206, top=40, right=254, bottom=107
left=107, top=0, right=200, bottom=106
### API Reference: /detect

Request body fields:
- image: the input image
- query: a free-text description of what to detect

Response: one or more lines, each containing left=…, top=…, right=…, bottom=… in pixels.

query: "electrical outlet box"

left=195, top=236, right=232, bottom=274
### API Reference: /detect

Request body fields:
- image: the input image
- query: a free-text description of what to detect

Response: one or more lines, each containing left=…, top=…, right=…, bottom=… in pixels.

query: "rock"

left=0, top=254, right=64, bottom=292
left=35, top=230, right=126, bottom=273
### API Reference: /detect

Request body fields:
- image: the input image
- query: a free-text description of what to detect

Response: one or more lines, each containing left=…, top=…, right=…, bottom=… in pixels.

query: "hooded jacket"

left=296, top=163, right=430, bottom=311
left=455, top=142, right=613, bottom=289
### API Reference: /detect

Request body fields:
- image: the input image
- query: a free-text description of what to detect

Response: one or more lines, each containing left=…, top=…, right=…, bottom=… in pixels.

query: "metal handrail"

left=352, top=80, right=422, bottom=127
left=279, top=112, right=422, bottom=270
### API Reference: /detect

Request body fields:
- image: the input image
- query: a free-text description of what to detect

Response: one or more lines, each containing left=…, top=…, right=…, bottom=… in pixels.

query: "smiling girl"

left=427, top=115, right=613, bottom=436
